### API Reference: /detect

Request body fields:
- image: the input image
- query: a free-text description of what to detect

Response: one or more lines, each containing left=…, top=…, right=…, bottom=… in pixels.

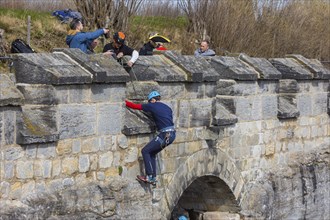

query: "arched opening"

left=171, top=175, right=240, bottom=220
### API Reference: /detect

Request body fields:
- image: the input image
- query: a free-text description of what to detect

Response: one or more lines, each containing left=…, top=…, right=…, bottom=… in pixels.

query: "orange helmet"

left=113, top=32, right=126, bottom=44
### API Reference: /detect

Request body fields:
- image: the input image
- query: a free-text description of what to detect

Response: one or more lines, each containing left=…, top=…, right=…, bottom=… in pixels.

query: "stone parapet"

left=0, top=50, right=329, bottom=219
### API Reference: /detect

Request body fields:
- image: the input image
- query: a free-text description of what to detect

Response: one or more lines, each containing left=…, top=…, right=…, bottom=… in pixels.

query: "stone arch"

left=159, top=148, right=245, bottom=219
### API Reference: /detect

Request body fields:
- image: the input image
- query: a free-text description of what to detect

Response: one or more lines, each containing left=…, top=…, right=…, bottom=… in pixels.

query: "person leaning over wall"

left=194, top=40, right=215, bottom=57
left=66, top=19, right=109, bottom=54
left=103, top=31, right=139, bottom=67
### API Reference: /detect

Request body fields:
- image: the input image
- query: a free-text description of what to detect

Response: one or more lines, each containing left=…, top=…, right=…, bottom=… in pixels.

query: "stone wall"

left=0, top=49, right=329, bottom=219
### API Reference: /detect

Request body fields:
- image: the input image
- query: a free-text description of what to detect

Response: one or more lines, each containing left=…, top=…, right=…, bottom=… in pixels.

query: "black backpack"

left=11, top=39, right=35, bottom=53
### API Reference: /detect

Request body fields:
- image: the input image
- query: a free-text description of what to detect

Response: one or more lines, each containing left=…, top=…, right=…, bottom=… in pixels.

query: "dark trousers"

left=141, top=131, right=176, bottom=177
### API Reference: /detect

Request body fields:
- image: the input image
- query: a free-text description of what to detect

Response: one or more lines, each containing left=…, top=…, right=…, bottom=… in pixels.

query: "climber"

left=125, top=91, right=176, bottom=185
left=139, top=32, right=171, bottom=56
left=103, top=31, right=139, bottom=67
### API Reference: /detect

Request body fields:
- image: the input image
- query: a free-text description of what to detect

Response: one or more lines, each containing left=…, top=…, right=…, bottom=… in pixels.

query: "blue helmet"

left=148, top=90, right=160, bottom=101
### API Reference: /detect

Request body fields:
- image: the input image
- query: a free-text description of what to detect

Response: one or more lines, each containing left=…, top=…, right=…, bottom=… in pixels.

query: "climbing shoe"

left=136, top=175, right=157, bottom=186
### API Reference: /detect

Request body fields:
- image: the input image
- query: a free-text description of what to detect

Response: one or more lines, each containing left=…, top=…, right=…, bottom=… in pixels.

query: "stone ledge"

left=164, top=51, right=220, bottom=82
left=132, top=54, right=187, bottom=82
left=13, top=53, right=93, bottom=85
left=122, top=109, right=156, bottom=135
left=212, top=96, right=238, bottom=126
left=239, top=53, right=282, bottom=79
left=0, top=74, right=24, bottom=107
left=286, top=54, right=330, bottom=79
left=52, top=48, right=130, bottom=83
left=270, top=58, right=312, bottom=79
left=211, top=56, right=258, bottom=80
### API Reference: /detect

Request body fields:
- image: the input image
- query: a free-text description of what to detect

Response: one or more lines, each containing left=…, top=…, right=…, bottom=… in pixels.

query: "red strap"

left=125, top=100, right=142, bottom=110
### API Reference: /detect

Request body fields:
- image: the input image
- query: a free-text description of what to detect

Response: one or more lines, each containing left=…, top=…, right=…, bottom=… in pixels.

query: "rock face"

left=0, top=50, right=329, bottom=219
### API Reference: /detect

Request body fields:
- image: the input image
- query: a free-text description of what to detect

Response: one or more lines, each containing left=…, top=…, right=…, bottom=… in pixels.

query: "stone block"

left=213, top=96, right=238, bottom=126
left=312, top=93, right=328, bottom=116
left=0, top=74, right=24, bottom=107
left=52, top=159, right=61, bottom=177
left=297, top=94, right=312, bottom=116
left=4, top=162, right=14, bottom=179
left=239, top=53, right=282, bottom=79
left=62, top=157, right=78, bottom=175
left=99, top=151, right=113, bottom=168
left=81, top=138, right=99, bottom=153
left=164, top=51, right=220, bottom=82
left=68, top=85, right=90, bottom=103
left=122, top=109, right=156, bottom=135
left=56, top=139, right=72, bottom=156
left=276, top=79, right=299, bottom=93
left=91, top=83, right=126, bottom=103
left=177, top=100, right=191, bottom=128
left=98, top=104, right=122, bottom=135
left=34, top=160, right=52, bottom=178
left=72, top=139, right=81, bottom=154
left=269, top=58, right=312, bottom=79
left=37, top=143, right=56, bottom=159
left=190, top=99, right=213, bottom=127
left=58, top=104, right=96, bottom=139
left=79, top=154, right=90, bottom=172
left=277, top=95, right=300, bottom=119
left=235, top=96, right=262, bottom=121
left=124, top=147, right=138, bottom=163
left=217, top=79, right=258, bottom=96
left=25, top=144, right=38, bottom=159
left=132, top=55, right=187, bottom=82
left=261, top=95, right=278, bottom=119
left=13, top=53, right=93, bottom=85
left=16, top=160, right=34, bottom=179
left=286, top=54, right=330, bottom=79
left=211, top=56, right=258, bottom=80
left=4, top=109, right=16, bottom=145
left=4, top=145, right=24, bottom=161
left=17, top=84, right=57, bottom=105
left=185, top=83, right=205, bottom=99
left=17, top=106, right=59, bottom=144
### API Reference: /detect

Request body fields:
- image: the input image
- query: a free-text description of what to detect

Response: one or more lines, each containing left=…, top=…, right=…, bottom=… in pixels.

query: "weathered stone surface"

left=58, top=105, right=96, bottom=139
left=53, top=48, right=130, bottom=83
left=277, top=94, right=300, bottom=119
left=211, top=56, right=258, bottom=80
left=277, top=79, right=299, bottom=93
left=13, top=53, right=93, bottom=85
left=131, top=55, right=187, bottom=82
left=269, top=58, right=313, bottom=79
left=0, top=74, right=24, bottom=106
left=17, top=84, right=57, bottom=105
left=286, top=54, right=330, bottom=79
left=17, top=106, right=58, bottom=144
left=212, top=96, right=238, bottom=126
left=165, top=51, right=220, bottom=82
left=125, top=81, right=159, bottom=100
left=122, top=108, right=156, bottom=135
left=217, top=79, right=258, bottom=96
left=239, top=53, right=282, bottom=79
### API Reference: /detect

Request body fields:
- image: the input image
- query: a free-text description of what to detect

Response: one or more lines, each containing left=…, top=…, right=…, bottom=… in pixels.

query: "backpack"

left=11, top=39, right=35, bottom=53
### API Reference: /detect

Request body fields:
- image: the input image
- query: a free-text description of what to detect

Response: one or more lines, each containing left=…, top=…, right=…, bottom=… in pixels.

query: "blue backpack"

left=52, top=9, right=82, bottom=23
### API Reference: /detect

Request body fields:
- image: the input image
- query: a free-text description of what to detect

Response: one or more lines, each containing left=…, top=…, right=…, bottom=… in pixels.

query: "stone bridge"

left=0, top=49, right=329, bottom=219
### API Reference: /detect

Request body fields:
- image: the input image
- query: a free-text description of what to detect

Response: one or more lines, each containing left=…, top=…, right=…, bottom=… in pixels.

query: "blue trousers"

left=141, top=131, right=176, bottom=177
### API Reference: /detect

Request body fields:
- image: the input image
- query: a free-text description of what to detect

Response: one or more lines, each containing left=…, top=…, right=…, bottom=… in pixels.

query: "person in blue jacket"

left=66, top=19, right=109, bottom=54
left=125, top=91, right=176, bottom=185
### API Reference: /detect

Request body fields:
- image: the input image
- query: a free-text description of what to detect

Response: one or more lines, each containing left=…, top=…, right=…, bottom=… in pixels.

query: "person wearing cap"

left=139, top=32, right=171, bottom=56
left=103, top=31, right=139, bottom=67
left=66, top=19, right=109, bottom=54
left=125, top=91, right=176, bottom=185
left=194, top=40, right=216, bottom=57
